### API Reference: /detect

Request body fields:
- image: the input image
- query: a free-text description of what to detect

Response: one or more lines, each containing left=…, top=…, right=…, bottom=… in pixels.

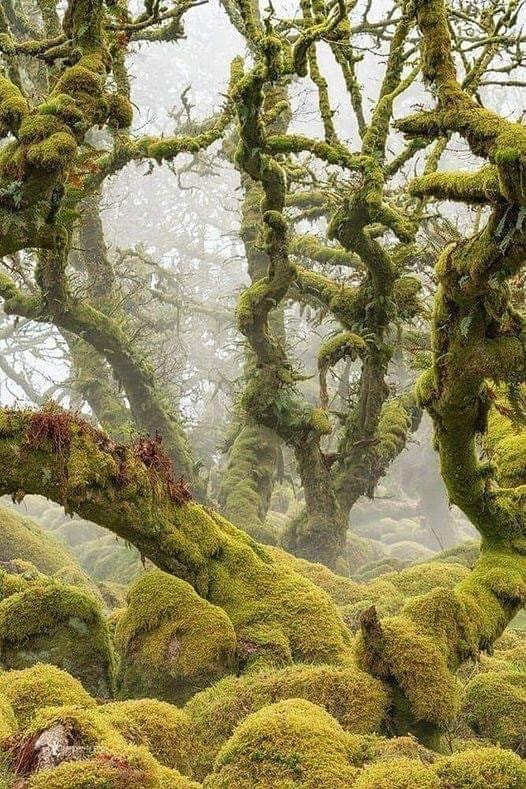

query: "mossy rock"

left=26, top=744, right=161, bottom=788
left=353, top=757, right=440, bottom=788
left=185, top=663, right=388, bottom=778
left=433, top=746, right=526, bottom=788
left=463, top=671, right=526, bottom=754
left=203, top=698, right=361, bottom=788
left=0, top=664, right=95, bottom=726
left=100, top=699, right=197, bottom=774
left=0, top=577, right=115, bottom=697
left=115, top=571, right=237, bottom=704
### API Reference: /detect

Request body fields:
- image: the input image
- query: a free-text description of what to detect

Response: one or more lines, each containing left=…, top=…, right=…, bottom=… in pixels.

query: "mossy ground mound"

left=185, top=662, right=388, bottom=777
left=463, top=671, right=526, bottom=754
left=100, top=698, right=197, bottom=774
left=203, top=698, right=361, bottom=788
left=0, top=663, right=95, bottom=726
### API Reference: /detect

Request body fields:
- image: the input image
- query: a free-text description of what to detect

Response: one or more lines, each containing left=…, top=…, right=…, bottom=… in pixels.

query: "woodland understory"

left=0, top=0, right=523, bottom=786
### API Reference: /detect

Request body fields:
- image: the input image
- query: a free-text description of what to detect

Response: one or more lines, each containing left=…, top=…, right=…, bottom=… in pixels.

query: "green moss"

left=0, top=696, right=16, bottom=739
left=26, top=132, right=77, bottom=171
left=0, top=578, right=115, bottom=697
left=493, top=435, right=526, bottom=487
left=100, top=699, right=196, bottom=774
left=383, top=562, right=470, bottom=598
left=186, top=663, right=387, bottom=778
left=27, top=744, right=160, bottom=789
left=18, top=114, right=68, bottom=145
left=0, top=664, right=95, bottom=726
left=0, top=504, right=81, bottom=577
left=115, top=570, right=236, bottom=704
left=309, top=407, right=332, bottom=434
left=0, top=76, right=28, bottom=134
left=463, top=671, right=526, bottom=753
left=157, top=765, right=202, bottom=788
left=354, top=757, right=439, bottom=788
left=268, top=547, right=366, bottom=605
left=433, top=746, right=526, bottom=788
left=219, top=423, right=280, bottom=545
left=204, top=698, right=361, bottom=788
left=107, top=94, right=134, bottom=129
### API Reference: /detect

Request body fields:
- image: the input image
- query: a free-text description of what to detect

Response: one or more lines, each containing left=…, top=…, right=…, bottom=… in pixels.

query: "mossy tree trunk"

left=357, top=0, right=526, bottom=745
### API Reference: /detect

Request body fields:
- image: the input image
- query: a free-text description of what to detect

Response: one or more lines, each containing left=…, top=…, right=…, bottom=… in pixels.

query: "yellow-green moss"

left=100, top=699, right=196, bottom=774
left=186, top=663, right=388, bottom=778
left=107, top=94, right=133, bottom=129
left=27, top=744, right=160, bottom=789
left=268, top=547, right=365, bottom=605
left=0, top=504, right=80, bottom=577
left=115, top=570, right=236, bottom=704
left=0, top=696, right=16, bottom=739
left=433, top=746, right=526, bottom=788
left=26, top=132, right=77, bottom=171
left=463, top=671, right=526, bottom=753
left=382, top=561, right=470, bottom=598
left=0, top=664, right=95, bottom=726
left=203, top=699, right=361, bottom=788
left=157, top=765, right=202, bottom=788
left=354, top=757, right=439, bottom=788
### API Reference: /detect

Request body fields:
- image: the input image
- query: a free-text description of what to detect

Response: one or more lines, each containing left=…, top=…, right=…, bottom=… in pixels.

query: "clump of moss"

left=0, top=697, right=16, bottom=740
left=186, top=662, right=387, bottom=778
left=26, top=132, right=77, bottom=171
left=115, top=571, right=236, bottom=704
left=26, top=744, right=160, bottom=789
left=204, top=698, right=360, bottom=788
left=100, top=699, right=196, bottom=774
left=382, top=561, right=470, bottom=597
left=107, top=94, right=133, bottom=129
left=463, top=671, right=526, bottom=754
left=369, top=735, right=437, bottom=764
left=433, top=541, right=480, bottom=568
left=354, top=757, right=440, bottom=788
left=0, top=76, right=28, bottom=135
left=0, top=577, right=115, bottom=697
left=433, top=746, right=526, bottom=788
left=0, top=664, right=95, bottom=726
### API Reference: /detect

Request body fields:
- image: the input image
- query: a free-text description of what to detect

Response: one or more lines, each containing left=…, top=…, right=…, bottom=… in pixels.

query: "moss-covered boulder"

left=203, top=699, right=360, bottom=788
left=100, top=699, right=196, bottom=775
left=433, top=746, right=526, bottom=788
left=26, top=745, right=162, bottom=788
left=0, top=577, right=114, bottom=697
left=463, top=671, right=526, bottom=754
left=115, top=571, right=236, bottom=704
left=353, top=757, right=440, bottom=788
left=0, top=664, right=95, bottom=726
left=186, top=663, right=387, bottom=778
